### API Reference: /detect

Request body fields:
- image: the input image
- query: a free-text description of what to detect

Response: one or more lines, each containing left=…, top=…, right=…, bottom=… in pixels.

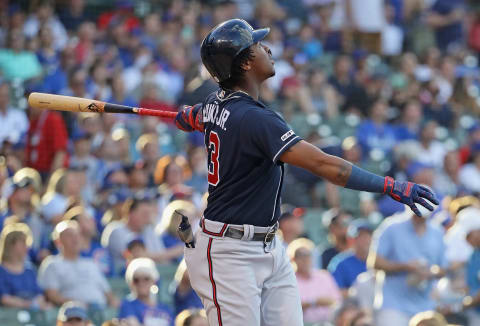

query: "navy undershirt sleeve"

left=345, top=165, right=386, bottom=193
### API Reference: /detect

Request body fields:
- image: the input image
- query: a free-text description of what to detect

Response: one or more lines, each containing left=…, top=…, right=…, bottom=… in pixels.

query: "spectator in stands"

left=427, top=0, right=465, bottom=52
left=346, top=0, right=385, bottom=54
left=408, top=310, right=449, bottom=326
left=395, top=100, right=422, bottom=141
left=434, top=150, right=461, bottom=197
left=442, top=208, right=480, bottom=324
left=40, top=168, right=85, bottom=225
left=58, top=0, right=90, bottom=32
left=369, top=206, right=447, bottom=326
left=185, top=146, right=208, bottom=195
left=56, top=301, right=90, bottom=326
left=135, top=134, right=161, bottom=180
left=173, top=260, right=203, bottom=316
left=175, top=309, right=208, bottom=326
left=328, top=219, right=373, bottom=298
left=288, top=237, right=341, bottom=323
left=38, top=220, right=118, bottom=307
left=63, top=206, right=114, bottom=277
left=320, top=208, right=351, bottom=269
left=156, top=200, right=197, bottom=263
left=118, top=257, right=174, bottom=326
left=25, top=104, right=68, bottom=177
left=459, top=144, right=480, bottom=194
left=102, top=196, right=182, bottom=266
left=124, top=239, right=147, bottom=269
left=0, top=83, right=28, bottom=149
left=279, top=204, right=305, bottom=246
left=0, top=223, right=48, bottom=309
left=23, top=0, right=68, bottom=51
left=0, top=29, right=42, bottom=82
left=155, top=156, right=200, bottom=211
left=356, top=98, right=397, bottom=157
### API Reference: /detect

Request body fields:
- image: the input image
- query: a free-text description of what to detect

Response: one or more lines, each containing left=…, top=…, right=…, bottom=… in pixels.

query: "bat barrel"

left=27, top=92, right=177, bottom=119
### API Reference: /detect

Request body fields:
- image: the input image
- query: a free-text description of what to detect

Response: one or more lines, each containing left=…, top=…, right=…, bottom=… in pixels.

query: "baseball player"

left=175, top=19, right=438, bottom=326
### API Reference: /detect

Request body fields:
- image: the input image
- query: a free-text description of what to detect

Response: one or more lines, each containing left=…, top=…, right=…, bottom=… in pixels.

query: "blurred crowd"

left=0, top=0, right=480, bottom=325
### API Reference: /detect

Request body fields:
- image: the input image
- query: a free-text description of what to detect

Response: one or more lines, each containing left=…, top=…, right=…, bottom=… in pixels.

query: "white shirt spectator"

left=382, top=23, right=404, bottom=56
left=23, top=16, right=68, bottom=51
left=459, top=163, right=480, bottom=193
left=349, top=0, right=385, bottom=32
left=38, top=255, right=111, bottom=305
left=416, top=141, right=447, bottom=170
left=0, top=107, right=28, bottom=147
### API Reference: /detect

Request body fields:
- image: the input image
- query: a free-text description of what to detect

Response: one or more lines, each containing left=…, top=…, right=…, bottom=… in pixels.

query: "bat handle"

left=134, top=108, right=177, bottom=119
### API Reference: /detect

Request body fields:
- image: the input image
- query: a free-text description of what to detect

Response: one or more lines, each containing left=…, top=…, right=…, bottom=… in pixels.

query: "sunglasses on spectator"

left=66, top=317, right=84, bottom=322
left=295, top=250, right=312, bottom=258
left=133, top=276, right=152, bottom=284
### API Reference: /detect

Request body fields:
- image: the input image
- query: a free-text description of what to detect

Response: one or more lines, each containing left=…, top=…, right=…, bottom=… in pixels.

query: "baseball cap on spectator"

left=406, top=161, right=434, bottom=179
left=279, top=204, right=305, bottom=220
left=71, top=128, right=90, bottom=142
left=40, top=193, right=69, bottom=221
left=322, top=208, right=352, bottom=228
left=1, top=175, right=33, bottom=200
left=125, top=257, right=159, bottom=286
left=107, top=187, right=131, bottom=206
left=101, top=165, right=128, bottom=191
left=57, top=301, right=88, bottom=322
left=448, top=196, right=479, bottom=218
left=468, top=122, right=480, bottom=135
left=347, top=218, right=374, bottom=238
left=457, top=207, right=480, bottom=237
left=68, top=161, right=88, bottom=172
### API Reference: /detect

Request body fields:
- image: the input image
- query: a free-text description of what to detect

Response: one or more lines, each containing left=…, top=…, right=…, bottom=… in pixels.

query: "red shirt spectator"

left=25, top=110, right=69, bottom=175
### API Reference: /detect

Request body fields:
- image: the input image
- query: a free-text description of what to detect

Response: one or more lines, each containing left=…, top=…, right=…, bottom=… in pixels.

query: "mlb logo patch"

left=281, top=130, right=294, bottom=141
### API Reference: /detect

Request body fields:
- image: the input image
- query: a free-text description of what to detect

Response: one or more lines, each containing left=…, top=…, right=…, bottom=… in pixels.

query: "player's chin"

left=268, top=66, right=276, bottom=77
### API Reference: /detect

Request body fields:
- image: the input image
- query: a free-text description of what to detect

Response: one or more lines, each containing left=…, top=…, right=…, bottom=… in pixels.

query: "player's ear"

left=240, top=60, right=252, bottom=72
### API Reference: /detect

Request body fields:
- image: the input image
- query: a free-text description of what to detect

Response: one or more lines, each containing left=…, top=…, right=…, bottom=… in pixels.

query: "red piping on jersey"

left=202, top=218, right=228, bottom=237
left=207, top=238, right=223, bottom=326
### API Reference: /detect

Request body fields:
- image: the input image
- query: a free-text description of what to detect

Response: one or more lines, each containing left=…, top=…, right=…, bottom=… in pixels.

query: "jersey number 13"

left=207, top=131, right=220, bottom=186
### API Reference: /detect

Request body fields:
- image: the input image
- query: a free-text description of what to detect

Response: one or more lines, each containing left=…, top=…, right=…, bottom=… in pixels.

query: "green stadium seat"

left=109, top=277, right=131, bottom=298
left=302, top=208, right=328, bottom=247
left=156, top=263, right=180, bottom=306
left=0, top=307, right=51, bottom=326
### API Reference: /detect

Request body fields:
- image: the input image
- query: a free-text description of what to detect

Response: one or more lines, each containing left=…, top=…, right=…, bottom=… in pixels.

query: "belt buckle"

left=263, top=223, right=278, bottom=245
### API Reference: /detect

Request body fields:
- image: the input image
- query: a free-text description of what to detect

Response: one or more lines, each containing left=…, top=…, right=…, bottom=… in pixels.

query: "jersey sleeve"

left=242, top=108, right=302, bottom=163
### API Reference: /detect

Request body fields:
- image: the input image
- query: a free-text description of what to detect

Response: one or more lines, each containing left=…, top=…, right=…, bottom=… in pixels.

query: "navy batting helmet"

left=200, top=19, right=270, bottom=83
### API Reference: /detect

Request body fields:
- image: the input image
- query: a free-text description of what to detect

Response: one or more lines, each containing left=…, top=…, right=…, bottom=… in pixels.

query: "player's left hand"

left=384, top=177, right=439, bottom=216
left=175, top=104, right=204, bottom=132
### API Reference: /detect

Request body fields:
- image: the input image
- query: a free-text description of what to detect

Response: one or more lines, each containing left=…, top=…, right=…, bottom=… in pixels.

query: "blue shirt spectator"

left=328, top=219, right=372, bottom=294
left=371, top=210, right=447, bottom=320
left=430, top=0, right=465, bottom=51
left=118, top=296, right=174, bottom=326
left=121, top=257, right=174, bottom=326
left=466, top=249, right=480, bottom=314
left=356, top=99, right=398, bottom=158
left=174, top=288, right=203, bottom=317
left=0, top=264, right=42, bottom=302
left=81, top=240, right=115, bottom=278
left=328, top=251, right=367, bottom=290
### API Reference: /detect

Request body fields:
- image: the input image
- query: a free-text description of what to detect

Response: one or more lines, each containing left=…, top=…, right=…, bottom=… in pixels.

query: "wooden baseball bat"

left=27, top=92, right=177, bottom=119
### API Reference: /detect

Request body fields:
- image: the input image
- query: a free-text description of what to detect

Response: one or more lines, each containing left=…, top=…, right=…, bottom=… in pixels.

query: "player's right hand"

left=384, top=177, right=439, bottom=217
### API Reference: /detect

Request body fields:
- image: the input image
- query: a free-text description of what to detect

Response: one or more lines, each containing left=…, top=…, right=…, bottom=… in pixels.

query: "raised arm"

left=280, top=140, right=439, bottom=215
